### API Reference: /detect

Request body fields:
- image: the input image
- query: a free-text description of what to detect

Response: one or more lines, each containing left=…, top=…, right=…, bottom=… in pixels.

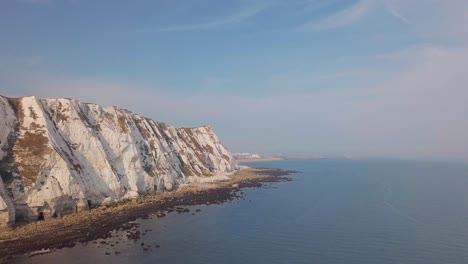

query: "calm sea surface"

left=16, top=159, right=468, bottom=264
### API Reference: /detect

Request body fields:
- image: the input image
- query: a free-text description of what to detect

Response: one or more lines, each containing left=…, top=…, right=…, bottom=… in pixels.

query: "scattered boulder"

left=156, top=212, right=166, bottom=218
left=125, top=230, right=141, bottom=240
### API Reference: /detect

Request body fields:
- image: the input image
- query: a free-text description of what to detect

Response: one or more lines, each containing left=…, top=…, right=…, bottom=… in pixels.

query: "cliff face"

left=0, top=96, right=237, bottom=226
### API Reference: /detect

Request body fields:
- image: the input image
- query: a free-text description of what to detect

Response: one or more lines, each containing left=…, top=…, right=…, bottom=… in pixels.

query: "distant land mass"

left=233, top=152, right=349, bottom=163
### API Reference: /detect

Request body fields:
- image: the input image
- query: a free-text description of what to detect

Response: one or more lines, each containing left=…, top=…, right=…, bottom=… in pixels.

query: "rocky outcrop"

left=0, top=95, right=237, bottom=226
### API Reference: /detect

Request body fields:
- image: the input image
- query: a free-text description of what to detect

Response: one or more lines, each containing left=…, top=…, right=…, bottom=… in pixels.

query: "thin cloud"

left=17, top=0, right=51, bottom=3
left=24, top=55, right=45, bottom=67
left=383, top=0, right=410, bottom=24
left=15, top=0, right=79, bottom=5
left=374, top=45, right=448, bottom=61
left=298, top=0, right=375, bottom=31
left=156, top=4, right=270, bottom=32
left=2, top=46, right=468, bottom=160
left=298, top=0, right=410, bottom=31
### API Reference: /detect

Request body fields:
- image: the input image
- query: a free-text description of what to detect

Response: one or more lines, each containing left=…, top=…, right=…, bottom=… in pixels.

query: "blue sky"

left=1, top=0, right=468, bottom=160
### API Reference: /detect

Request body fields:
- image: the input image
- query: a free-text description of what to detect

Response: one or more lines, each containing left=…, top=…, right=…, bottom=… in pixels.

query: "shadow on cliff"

left=82, top=105, right=134, bottom=197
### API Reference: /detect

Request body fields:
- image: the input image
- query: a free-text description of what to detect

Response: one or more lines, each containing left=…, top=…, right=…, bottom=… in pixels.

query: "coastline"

left=235, top=157, right=285, bottom=163
left=0, top=167, right=295, bottom=261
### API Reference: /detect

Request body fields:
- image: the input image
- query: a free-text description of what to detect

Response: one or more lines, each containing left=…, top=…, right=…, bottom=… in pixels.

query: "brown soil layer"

left=0, top=167, right=296, bottom=261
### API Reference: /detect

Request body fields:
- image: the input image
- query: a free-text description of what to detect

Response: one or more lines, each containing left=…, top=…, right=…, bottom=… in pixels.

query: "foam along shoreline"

left=0, top=167, right=296, bottom=260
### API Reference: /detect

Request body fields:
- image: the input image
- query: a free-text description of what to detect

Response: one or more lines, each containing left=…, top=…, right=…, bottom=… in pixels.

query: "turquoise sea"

left=17, top=159, right=468, bottom=264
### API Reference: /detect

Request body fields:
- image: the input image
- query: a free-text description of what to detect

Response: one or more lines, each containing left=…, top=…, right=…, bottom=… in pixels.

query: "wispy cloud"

left=24, top=55, right=45, bottom=67
left=298, top=0, right=375, bottom=31
left=17, top=0, right=51, bottom=3
left=383, top=0, right=410, bottom=24
left=0, top=54, right=45, bottom=70
left=155, top=3, right=270, bottom=32
left=298, top=0, right=410, bottom=31
left=374, top=45, right=448, bottom=62
left=2, top=45, right=468, bottom=159
left=15, top=0, right=79, bottom=5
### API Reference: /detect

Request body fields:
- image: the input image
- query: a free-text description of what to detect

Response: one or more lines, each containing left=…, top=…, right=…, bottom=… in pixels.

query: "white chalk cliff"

left=0, top=96, right=237, bottom=226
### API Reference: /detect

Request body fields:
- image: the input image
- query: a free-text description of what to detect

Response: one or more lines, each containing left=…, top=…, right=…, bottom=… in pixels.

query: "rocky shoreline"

left=0, top=167, right=296, bottom=262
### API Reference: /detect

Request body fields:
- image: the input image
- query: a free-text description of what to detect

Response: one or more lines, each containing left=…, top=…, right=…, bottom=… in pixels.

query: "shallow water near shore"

left=14, top=159, right=468, bottom=264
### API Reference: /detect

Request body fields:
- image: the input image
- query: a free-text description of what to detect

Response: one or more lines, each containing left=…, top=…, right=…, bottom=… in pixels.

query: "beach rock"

left=0, top=95, right=238, bottom=226
left=126, top=230, right=141, bottom=240
left=65, top=242, right=75, bottom=248
left=156, top=212, right=166, bottom=218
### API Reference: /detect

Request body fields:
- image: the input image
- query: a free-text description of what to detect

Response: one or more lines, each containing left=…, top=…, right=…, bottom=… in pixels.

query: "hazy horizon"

left=1, top=0, right=467, bottom=161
